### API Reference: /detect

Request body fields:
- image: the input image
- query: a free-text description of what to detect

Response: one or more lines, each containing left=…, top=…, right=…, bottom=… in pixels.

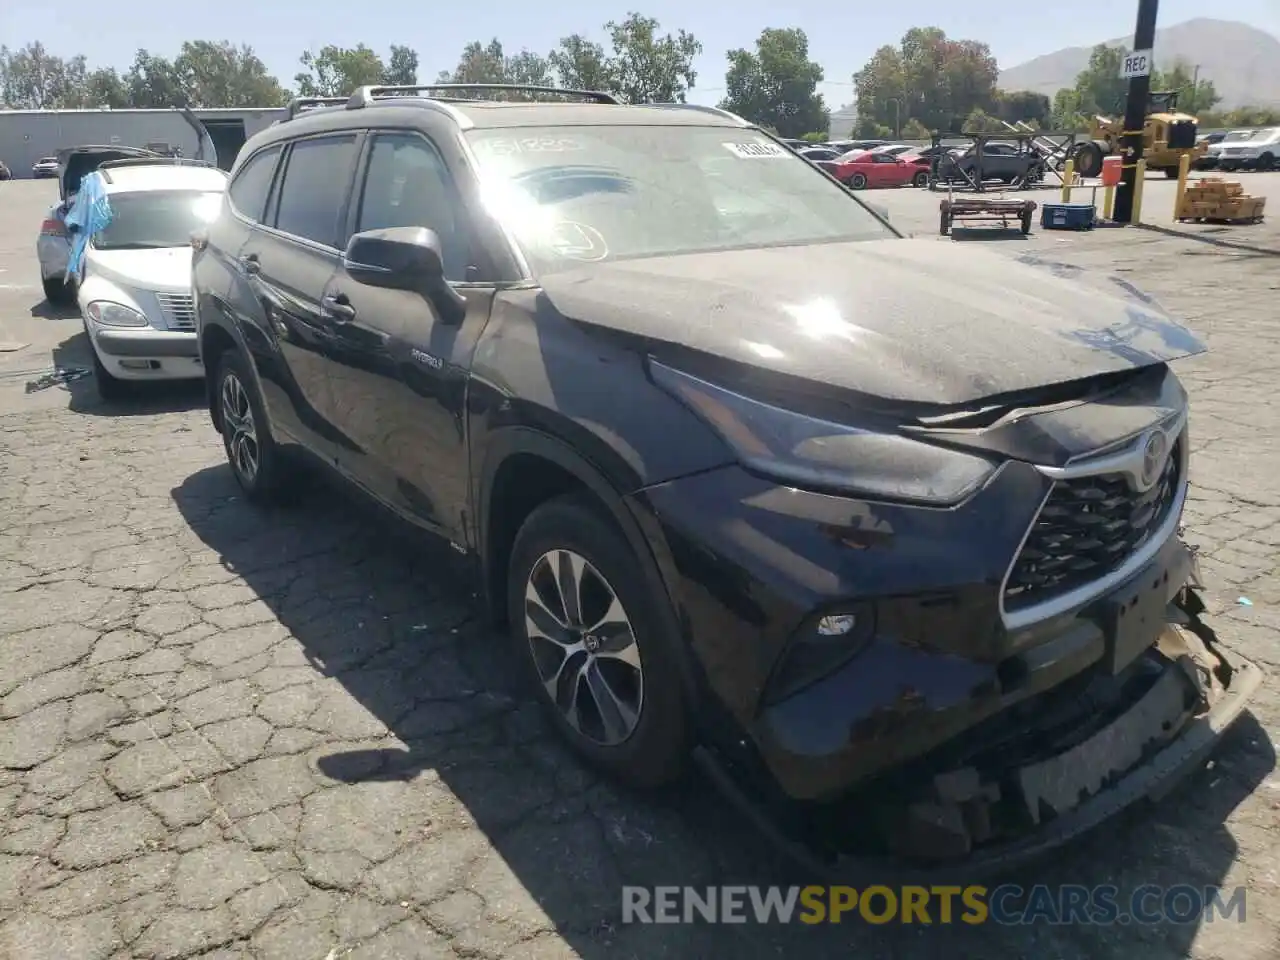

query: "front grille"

left=157, top=293, right=196, bottom=331
left=1003, top=439, right=1183, bottom=612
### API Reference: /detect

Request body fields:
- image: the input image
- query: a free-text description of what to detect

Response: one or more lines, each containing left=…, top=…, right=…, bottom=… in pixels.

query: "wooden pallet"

left=1177, top=190, right=1266, bottom=223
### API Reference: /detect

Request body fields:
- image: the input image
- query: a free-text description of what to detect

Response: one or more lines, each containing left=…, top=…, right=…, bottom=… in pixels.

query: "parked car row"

left=32, top=89, right=1259, bottom=877
left=1197, top=127, right=1279, bottom=171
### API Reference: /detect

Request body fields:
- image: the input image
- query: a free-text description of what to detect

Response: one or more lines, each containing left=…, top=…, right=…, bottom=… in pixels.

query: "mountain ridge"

left=998, top=18, right=1280, bottom=109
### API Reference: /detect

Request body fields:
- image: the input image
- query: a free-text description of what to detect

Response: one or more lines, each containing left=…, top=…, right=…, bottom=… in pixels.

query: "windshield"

left=38, top=157, right=57, bottom=164
left=466, top=125, right=894, bottom=274
left=93, top=190, right=222, bottom=250
left=1223, top=130, right=1255, bottom=143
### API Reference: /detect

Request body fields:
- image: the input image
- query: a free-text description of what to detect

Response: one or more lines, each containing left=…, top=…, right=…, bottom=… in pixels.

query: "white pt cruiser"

left=75, top=160, right=227, bottom=400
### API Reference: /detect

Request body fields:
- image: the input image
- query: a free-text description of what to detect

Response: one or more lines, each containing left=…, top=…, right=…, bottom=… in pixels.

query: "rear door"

left=241, top=133, right=363, bottom=459
left=323, top=129, right=495, bottom=540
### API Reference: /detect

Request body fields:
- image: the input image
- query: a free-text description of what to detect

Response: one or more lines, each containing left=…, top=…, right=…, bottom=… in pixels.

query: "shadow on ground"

left=1136, top=222, right=1280, bottom=258
left=170, top=461, right=1274, bottom=958
left=37, top=331, right=206, bottom=415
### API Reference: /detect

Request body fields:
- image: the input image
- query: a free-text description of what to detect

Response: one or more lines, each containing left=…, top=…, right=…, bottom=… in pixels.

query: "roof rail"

left=284, top=96, right=348, bottom=121
left=647, top=103, right=751, bottom=126
left=346, top=84, right=621, bottom=109
left=97, top=157, right=222, bottom=183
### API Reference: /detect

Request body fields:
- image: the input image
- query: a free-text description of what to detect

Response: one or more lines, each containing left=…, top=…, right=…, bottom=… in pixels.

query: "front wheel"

left=507, top=495, right=689, bottom=788
left=215, top=349, right=288, bottom=503
left=88, top=340, right=130, bottom=402
left=1257, top=153, right=1275, bottom=172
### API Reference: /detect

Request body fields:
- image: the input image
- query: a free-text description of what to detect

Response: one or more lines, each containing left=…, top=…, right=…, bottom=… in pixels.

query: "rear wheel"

left=507, top=495, right=689, bottom=788
left=913, top=170, right=929, bottom=188
left=43, top=276, right=76, bottom=306
left=215, top=349, right=288, bottom=503
left=848, top=172, right=868, bottom=190
left=1163, top=168, right=1180, bottom=179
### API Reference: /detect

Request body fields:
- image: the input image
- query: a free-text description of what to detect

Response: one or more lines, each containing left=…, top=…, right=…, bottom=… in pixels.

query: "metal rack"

left=344, top=84, right=622, bottom=109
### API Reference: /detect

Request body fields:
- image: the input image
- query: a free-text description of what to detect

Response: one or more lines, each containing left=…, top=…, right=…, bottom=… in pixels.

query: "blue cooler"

left=1041, top=202, right=1095, bottom=230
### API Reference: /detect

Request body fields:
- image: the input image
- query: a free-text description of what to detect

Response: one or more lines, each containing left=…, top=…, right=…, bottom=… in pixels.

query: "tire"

left=913, top=170, right=929, bottom=188
left=1073, top=141, right=1106, bottom=179
left=507, top=494, right=689, bottom=788
left=849, top=173, right=868, bottom=190
left=940, top=211, right=950, bottom=236
left=1163, top=168, right=1179, bottom=179
left=214, top=348, right=288, bottom=503
left=1021, top=212, right=1032, bottom=235
left=88, top=342, right=130, bottom=402
left=43, top=275, right=76, bottom=305
left=1258, top=153, right=1275, bottom=172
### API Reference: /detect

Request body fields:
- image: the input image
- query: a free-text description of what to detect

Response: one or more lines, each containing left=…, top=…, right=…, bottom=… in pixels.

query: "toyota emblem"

left=1140, top=429, right=1169, bottom=490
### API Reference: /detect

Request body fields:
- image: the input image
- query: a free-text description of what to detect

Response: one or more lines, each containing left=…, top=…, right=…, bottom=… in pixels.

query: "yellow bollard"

left=1173, top=152, right=1191, bottom=221
left=1061, top=158, right=1075, bottom=203
left=1103, top=184, right=1115, bottom=220
left=1133, top=159, right=1146, bottom=223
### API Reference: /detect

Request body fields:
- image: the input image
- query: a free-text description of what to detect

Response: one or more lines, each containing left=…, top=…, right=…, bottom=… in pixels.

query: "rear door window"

left=273, top=135, right=359, bottom=247
left=228, top=145, right=281, bottom=221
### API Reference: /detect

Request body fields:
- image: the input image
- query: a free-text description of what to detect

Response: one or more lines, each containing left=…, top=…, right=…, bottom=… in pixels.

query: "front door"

left=324, top=130, right=493, bottom=543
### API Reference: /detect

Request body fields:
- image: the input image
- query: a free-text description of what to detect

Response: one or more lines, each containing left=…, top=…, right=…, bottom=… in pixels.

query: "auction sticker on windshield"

left=723, top=141, right=789, bottom=158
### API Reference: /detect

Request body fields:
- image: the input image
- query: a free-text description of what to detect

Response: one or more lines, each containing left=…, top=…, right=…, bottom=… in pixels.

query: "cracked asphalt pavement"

left=2, top=177, right=1280, bottom=960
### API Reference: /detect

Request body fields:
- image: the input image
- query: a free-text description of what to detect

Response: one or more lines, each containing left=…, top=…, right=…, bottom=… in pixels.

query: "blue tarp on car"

left=64, top=171, right=112, bottom=281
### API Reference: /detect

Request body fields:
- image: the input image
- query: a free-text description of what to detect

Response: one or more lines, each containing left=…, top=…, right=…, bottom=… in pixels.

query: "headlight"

left=650, top=361, right=996, bottom=505
left=87, top=301, right=149, bottom=328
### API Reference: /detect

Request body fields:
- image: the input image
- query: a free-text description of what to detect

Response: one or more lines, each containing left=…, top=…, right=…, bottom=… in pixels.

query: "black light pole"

left=1114, top=0, right=1159, bottom=223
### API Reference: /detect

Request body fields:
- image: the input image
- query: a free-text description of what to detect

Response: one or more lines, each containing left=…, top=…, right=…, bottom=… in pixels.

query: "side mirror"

left=343, top=226, right=444, bottom=291
left=342, top=226, right=467, bottom=325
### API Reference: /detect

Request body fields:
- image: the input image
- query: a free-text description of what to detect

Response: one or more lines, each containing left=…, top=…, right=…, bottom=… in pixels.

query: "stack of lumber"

left=1177, top=177, right=1266, bottom=223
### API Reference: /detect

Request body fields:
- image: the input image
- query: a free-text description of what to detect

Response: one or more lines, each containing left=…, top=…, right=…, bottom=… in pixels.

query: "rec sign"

left=1120, top=49, right=1153, bottom=79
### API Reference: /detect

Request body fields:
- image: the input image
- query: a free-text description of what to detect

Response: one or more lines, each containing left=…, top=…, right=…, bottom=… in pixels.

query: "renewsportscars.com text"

left=621, top=884, right=1248, bottom=925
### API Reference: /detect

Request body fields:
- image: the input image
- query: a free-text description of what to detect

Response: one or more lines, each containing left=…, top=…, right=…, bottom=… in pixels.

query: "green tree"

left=548, top=35, right=615, bottom=91
left=1200, top=105, right=1280, bottom=127
left=963, top=107, right=1005, bottom=133
left=901, top=117, right=931, bottom=139
left=1064, top=45, right=1127, bottom=116
left=436, top=40, right=553, bottom=97
left=853, top=27, right=997, bottom=135
left=0, top=42, right=90, bottom=108
left=719, top=28, right=828, bottom=139
left=174, top=41, right=288, bottom=107
left=604, top=12, right=702, bottom=103
left=295, top=44, right=386, bottom=97
left=995, top=89, right=1050, bottom=127
left=1150, top=59, right=1220, bottom=115
left=384, top=45, right=419, bottom=86
left=125, top=49, right=188, bottom=107
left=84, top=67, right=129, bottom=108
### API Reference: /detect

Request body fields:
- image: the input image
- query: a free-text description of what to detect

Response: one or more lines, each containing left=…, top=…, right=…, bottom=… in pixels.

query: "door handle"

left=322, top=294, right=356, bottom=322
left=238, top=253, right=260, bottom=275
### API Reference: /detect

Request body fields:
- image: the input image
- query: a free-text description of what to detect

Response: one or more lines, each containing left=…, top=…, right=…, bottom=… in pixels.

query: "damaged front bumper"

left=697, top=545, right=1264, bottom=882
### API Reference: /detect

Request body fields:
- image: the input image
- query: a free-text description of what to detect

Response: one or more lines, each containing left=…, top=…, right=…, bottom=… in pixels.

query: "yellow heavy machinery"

left=1071, top=90, right=1205, bottom=179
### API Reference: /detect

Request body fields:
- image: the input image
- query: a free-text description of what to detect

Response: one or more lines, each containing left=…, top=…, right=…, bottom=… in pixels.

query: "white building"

left=0, top=107, right=286, bottom=177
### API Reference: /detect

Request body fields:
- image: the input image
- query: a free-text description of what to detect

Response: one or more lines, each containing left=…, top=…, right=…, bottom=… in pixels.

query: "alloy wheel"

left=524, top=549, right=644, bottom=746
left=220, top=370, right=259, bottom=484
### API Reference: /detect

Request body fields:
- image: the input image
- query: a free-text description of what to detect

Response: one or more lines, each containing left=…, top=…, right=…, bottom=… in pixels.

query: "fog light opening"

left=817, top=613, right=858, bottom=637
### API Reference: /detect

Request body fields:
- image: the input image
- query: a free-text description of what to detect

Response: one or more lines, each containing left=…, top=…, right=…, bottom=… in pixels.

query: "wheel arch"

left=477, top=426, right=697, bottom=701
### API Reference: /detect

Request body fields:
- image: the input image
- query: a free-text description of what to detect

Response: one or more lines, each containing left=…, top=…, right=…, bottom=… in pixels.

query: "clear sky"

left=5, top=0, right=1278, bottom=108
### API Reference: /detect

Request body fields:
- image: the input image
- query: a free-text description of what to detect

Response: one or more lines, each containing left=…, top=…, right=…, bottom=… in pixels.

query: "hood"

left=57, top=145, right=160, bottom=202
left=87, top=246, right=193, bottom=294
left=538, top=239, right=1205, bottom=406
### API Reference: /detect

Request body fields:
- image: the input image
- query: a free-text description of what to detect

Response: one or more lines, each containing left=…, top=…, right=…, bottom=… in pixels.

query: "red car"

left=831, top=151, right=930, bottom=189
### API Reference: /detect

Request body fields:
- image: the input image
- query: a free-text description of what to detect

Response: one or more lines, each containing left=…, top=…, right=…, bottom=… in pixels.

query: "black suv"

left=193, top=84, right=1259, bottom=873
